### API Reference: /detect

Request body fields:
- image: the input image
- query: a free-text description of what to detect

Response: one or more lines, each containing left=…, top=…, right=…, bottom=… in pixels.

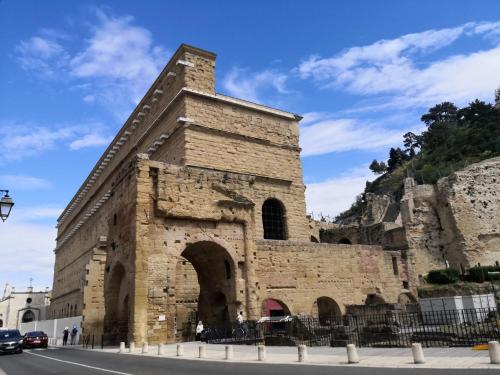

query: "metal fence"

left=203, top=308, right=500, bottom=348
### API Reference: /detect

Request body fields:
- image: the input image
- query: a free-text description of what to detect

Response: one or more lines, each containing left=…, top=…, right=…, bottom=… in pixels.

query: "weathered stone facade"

left=321, top=157, right=500, bottom=287
left=401, top=157, right=500, bottom=278
left=50, top=44, right=409, bottom=345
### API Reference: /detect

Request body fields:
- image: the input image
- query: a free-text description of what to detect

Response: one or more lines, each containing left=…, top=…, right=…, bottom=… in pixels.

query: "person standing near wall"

left=70, top=325, right=78, bottom=345
left=62, top=327, right=69, bottom=346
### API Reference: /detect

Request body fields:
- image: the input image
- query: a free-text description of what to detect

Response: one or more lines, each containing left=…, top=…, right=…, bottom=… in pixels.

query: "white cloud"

left=298, top=21, right=500, bottom=108
left=0, top=175, right=51, bottom=190
left=305, top=165, right=373, bottom=218
left=0, top=204, right=64, bottom=290
left=300, top=114, right=421, bottom=157
left=69, top=133, right=111, bottom=150
left=0, top=125, right=76, bottom=161
left=83, top=94, right=95, bottom=103
left=0, top=122, right=112, bottom=162
left=222, top=67, right=289, bottom=103
left=15, top=35, right=70, bottom=77
left=14, top=11, right=168, bottom=117
left=0, top=219, right=55, bottom=291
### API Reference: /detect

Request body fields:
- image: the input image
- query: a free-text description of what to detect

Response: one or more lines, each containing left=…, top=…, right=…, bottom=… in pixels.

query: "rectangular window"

left=392, top=256, right=399, bottom=276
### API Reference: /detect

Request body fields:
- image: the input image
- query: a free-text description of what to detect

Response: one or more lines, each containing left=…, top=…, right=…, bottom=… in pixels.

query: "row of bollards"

left=118, top=341, right=500, bottom=365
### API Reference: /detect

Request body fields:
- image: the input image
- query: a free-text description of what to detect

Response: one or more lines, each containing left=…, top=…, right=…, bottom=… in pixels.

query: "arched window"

left=22, top=310, right=35, bottom=323
left=262, top=199, right=286, bottom=240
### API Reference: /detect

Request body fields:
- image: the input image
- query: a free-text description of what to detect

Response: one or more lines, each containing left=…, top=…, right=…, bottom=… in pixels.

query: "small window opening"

left=392, top=256, right=399, bottom=276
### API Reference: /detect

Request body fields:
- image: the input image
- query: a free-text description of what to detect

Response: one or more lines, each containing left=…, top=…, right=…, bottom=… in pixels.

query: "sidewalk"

left=65, top=342, right=500, bottom=369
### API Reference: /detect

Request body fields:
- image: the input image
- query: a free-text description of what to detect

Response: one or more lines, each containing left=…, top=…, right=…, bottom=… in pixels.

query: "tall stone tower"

left=495, top=87, right=500, bottom=109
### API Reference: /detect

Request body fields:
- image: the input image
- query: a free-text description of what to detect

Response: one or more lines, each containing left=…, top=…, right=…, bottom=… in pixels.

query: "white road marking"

left=25, top=351, right=136, bottom=375
left=0, top=366, right=7, bottom=375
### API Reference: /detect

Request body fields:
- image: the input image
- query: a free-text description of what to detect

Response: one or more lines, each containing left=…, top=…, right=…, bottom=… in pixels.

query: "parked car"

left=23, top=331, right=48, bottom=349
left=0, top=329, right=23, bottom=354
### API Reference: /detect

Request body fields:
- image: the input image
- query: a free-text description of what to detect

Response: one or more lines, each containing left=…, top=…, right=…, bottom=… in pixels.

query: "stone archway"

left=104, top=262, right=129, bottom=344
left=262, top=298, right=290, bottom=317
left=312, top=297, right=342, bottom=324
left=175, top=241, right=237, bottom=332
left=365, top=293, right=386, bottom=305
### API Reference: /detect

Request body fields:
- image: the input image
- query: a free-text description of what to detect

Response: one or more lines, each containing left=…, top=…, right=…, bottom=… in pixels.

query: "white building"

left=0, top=284, right=51, bottom=329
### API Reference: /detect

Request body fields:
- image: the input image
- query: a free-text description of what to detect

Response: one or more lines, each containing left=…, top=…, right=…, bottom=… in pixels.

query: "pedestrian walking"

left=62, top=327, right=69, bottom=346
left=195, top=321, right=204, bottom=341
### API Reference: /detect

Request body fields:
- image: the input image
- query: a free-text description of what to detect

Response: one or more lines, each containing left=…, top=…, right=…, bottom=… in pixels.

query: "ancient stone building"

left=50, top=44, right=409, bottom=345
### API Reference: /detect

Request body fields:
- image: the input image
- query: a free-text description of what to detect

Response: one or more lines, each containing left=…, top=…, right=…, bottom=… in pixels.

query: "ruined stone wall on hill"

left=401, top=157, right=500, bottom=281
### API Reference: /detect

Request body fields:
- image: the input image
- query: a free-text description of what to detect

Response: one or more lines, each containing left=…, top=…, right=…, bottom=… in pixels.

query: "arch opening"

left=338, top=238, right=352, bottom=245
left=175, top=241, right=237, bottom=341
left=262, top=298, right=290, bottom=317
left=0, top=319, right=3, bottom=327
left=22, top=310, right=35, bottom=323
left=312, top=297, right=342, bottom=324
left=262, top=199, right=286, bottom=240
left=104, top=262, right=129, bottom=344
left=365, top=294, right=386, bottom=305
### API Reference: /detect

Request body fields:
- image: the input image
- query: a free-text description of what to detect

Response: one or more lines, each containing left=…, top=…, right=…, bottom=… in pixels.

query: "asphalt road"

left=0, top=348, right=497, bottom=375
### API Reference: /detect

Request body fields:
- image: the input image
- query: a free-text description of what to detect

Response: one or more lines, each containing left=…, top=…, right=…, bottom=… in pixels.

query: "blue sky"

left=1, top=0, right=499, bottom=291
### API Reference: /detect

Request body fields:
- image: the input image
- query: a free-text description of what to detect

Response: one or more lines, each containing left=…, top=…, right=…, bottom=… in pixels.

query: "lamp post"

left=0, top=190, right=14, bottom=222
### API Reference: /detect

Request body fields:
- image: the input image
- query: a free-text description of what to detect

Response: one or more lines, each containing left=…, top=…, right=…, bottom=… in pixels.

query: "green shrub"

left=427, top=268, right=460, bottom=284
left=469, top=265, right=500, bottom=283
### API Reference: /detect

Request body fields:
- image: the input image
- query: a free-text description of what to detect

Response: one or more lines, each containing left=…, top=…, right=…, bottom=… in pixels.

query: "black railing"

left=203, top=308, right=500, bottom=348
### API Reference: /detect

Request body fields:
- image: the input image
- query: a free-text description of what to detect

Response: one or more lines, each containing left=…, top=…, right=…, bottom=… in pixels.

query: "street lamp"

left=0, top=190, right=14, bottom=222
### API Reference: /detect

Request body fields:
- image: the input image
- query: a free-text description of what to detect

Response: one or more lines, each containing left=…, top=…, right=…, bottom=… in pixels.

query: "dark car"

left=0, top=329, right=23, bottom=354
left=23, top=331, right=48, bottom=349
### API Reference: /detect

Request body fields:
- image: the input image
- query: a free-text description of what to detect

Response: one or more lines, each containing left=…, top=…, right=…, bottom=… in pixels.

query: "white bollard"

left=298, top=344, right=308, bottom=362
left=157, top=343, right=164, bottom=355
left=142, top=342, right=149, bottom=354
left=257, top=345, right=266, bottom=361
left=199, top=344, right=206, bottom=358
left=129, top=342, right=135, bottom=353
left=225, top=345, right=233, bottom=360
left=119, top=342, right=125, bottom=353
left=412, top=343, right=425, bottom=364
left=489, top=341, right=500, bottom=364
left=346, top=344, right=359, bottom=364
left=177, top=343, right=184, bottom=356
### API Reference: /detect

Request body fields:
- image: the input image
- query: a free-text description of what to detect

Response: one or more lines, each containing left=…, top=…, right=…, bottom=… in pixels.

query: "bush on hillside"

left=426, top=268, right=461, bottom=284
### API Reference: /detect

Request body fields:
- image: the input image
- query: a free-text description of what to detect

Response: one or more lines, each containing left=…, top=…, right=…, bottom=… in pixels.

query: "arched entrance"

left=175, top=241, right=237, bottom=337
left=22, top=310, right=35, bottom=323
left=365, top=294, right=386, bottom=305
left=262, top=299, right=290, bottom=317
left=312, top=297, right=342, bottom=324
left=0, top=319, right=3, bottom=327
left=104, top=262, right=129, bottom=344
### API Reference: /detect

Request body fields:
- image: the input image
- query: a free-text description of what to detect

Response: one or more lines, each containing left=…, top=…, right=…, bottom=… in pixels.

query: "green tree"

left=369, top=159, right=387, bottom=174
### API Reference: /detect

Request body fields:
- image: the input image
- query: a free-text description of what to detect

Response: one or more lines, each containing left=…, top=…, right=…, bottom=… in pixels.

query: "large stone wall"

left=255, top=241, right=407, bottom=315
left=51, top=44, right=412, bottom=346
left=401, top=157, right=500, bottom=279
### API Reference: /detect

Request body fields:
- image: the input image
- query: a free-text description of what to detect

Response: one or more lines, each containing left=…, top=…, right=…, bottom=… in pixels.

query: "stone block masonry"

left=50, top=44, right=409, bottom=345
